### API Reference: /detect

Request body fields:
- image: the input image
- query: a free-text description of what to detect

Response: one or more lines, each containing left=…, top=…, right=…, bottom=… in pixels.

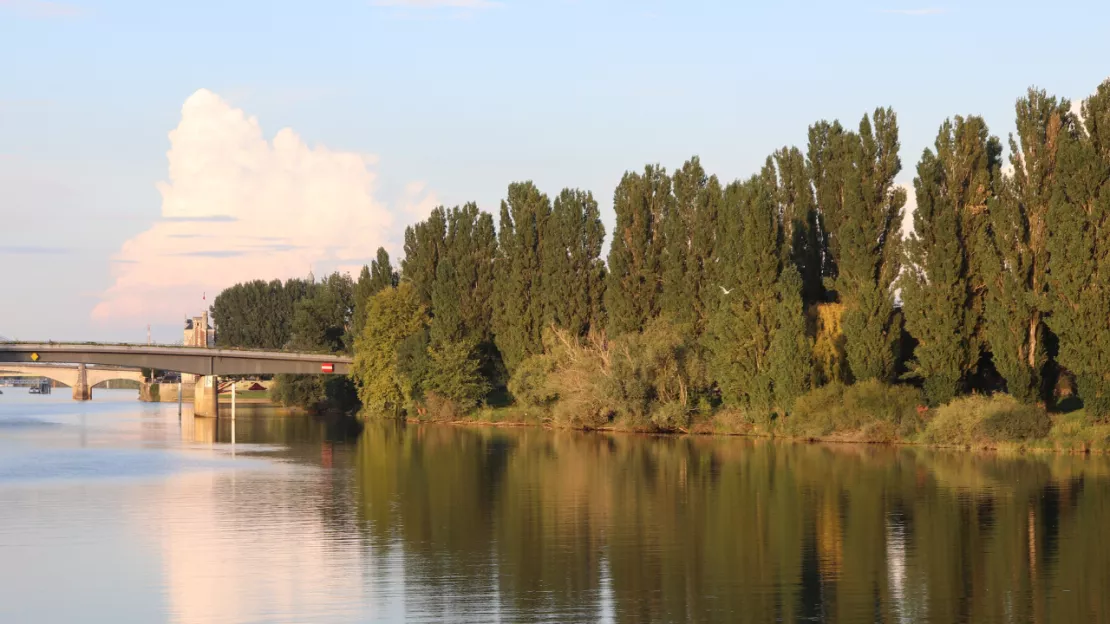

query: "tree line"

left=213, top=79, right=1110, bottom=425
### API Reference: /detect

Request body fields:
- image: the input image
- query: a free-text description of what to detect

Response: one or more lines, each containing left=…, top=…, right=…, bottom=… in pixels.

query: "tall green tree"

left=1047, top=81, right=1110, bottom=415
left=430, top=204, right=497, bottom=345
left=981, top=89, right=1071, bottom=402
left=494, top=182, right=551, bottom=372
left=352, top=247, right=396, bottom=342
left=402, top=208, right=447, bottom=306
left=770, top=147, right=824, bottom=305
left=424, top=339, right=491, bottom=413
left=902, top=116, right=1002, bottom=405
left=353, top=282, right=428, bottom=416
left=541, top=188, right=607, bottom=336
left=705, top=175, right=782, bottom=412
left=212, top=278, right=313, bottom=349
left=811, top=109, right=906, bottom=382
left=606, top=165, right=672, bottom=335
left=661, top=157, right=722, bottom=332
left=768, top=266, right=813, bottom=410
left=289, top=272, right=354, bottom=354
left=807, top=120, right=854, bottom=286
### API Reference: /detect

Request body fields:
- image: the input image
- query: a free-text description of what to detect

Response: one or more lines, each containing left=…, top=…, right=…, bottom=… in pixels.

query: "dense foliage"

left=213, top=78, right=1110, bottom=429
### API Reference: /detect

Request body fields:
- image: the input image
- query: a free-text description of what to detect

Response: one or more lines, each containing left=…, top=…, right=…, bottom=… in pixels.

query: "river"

left=0, top=387, right=1108, bottom=622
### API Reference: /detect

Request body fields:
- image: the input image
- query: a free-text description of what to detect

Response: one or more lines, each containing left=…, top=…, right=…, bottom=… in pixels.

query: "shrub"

left=980, top=405, right=1051, bottom=441
left=540, top=329, right=616, bottom=429
left=780, top=380, right=923, bottom=439
left=508, top=353, right=558, bottom=408
left=423, top=339, right=489, bottom=413
left=608, top=319, right=708, bottom=428
left=812, top=303, right=848, bottom=386
left=272, top=374, right=359, bottom=413
left=417, top=392, right=467, bottom=422
left=651, top=401, right=692, bottom=431
left=510, top=321, right=708, bottom=431
left=922, top=394, right=1051, bottom=446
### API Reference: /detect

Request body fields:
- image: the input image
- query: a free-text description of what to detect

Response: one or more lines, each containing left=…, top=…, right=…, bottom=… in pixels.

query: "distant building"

left=184, top=311, right=215, bottom=348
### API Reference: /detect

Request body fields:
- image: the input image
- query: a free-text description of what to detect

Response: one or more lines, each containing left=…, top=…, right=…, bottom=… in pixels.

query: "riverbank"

left=141, top=381, right=275, bottom=405
left=398, top=384, right=1110, bottom=455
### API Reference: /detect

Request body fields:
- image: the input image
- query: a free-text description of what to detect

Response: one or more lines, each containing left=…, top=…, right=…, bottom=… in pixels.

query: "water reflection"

left=352, top=426, right=1110, bottom=623
left=1, top=391, right=1109, bottom=623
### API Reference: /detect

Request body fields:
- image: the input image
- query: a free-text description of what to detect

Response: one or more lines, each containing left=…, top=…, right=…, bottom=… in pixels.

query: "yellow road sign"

left=30, top=352, right=39, bottom=362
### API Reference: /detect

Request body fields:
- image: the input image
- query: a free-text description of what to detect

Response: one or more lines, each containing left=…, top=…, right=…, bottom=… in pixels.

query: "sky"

left=2, top=0, right=1109, bottom=343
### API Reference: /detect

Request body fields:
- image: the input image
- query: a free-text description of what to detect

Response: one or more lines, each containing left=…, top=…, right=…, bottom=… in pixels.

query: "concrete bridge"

left=0, top=343, right=351, bottom=417
left=0, top=364, right=145, bottom=400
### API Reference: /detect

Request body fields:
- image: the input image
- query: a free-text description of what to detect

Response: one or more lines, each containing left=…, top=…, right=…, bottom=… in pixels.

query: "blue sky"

left=2, top=0, right=1109, bottom=343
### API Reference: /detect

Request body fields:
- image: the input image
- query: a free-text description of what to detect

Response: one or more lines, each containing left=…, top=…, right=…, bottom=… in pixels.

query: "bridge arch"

left=0, top=367, right=79, bottom=388
left=0, top=365, right=144, bottom=395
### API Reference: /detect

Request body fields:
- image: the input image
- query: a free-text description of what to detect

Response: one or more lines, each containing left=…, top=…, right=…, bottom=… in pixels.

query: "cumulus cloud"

left=93, top=89, right=410, bottom=324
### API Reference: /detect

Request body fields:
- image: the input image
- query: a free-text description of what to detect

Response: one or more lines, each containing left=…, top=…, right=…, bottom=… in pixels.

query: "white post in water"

left=178, top=380, right=183, bottom=419
left=231, top=381, right=237, bottom=448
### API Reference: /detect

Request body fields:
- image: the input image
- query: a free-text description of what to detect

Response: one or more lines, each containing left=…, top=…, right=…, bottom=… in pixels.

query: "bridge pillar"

left=72, top=363, right=92, bottom=401
left=193, top=375, right=219, bottom=417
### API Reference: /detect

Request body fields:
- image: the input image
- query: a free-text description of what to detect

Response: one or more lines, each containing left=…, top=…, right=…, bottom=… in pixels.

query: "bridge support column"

left=193, top=375, right=219, bottom=417
left=72, top=363, right=92, bottom=401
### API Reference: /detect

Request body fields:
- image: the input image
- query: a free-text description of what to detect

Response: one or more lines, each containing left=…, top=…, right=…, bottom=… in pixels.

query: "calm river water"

left=1, top=388, right=1108, bottom=623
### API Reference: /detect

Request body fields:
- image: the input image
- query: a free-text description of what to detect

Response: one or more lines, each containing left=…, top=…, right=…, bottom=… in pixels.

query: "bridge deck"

left=0, top=343, right=351, bottom=376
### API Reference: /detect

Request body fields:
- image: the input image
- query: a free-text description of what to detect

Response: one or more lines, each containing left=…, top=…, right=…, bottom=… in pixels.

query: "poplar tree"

left=662, top=157, right=722, bottom=332
left=606, top=164, right=671, bottom=335
left=981, top=89, right=1070, bottom=403
left=353, top=283, right=427, bottom=415
left=401, top=208, right=447, bottom=306
left=429, top=203, right=496, bottom=345
left=811, top=109, right=905, bottom=382
left=493, top=182, right=551, bottom=372
left=768, top=265, right=813, bottom=410
left=770, top=147, right=824, bottom=304
left=352, top=247, right=396, bottom=341
left=902, top=117, right=1001, bottom=405
left=705, top=175, right=781, bottom=412
left=369, top=248, right=396, bottom=293
left=1047, top=82, right=1110, bottom=415
left=542, top=188, right=607, bottom=336
left=807, top=120, right=853, bottom=286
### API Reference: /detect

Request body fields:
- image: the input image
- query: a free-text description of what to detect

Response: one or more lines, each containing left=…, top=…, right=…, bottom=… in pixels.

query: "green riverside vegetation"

left=212, top=79, right=1110, bottom=452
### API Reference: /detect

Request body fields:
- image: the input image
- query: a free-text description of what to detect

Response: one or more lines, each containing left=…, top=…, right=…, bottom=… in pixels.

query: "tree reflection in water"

left=350, top=422, right=1110, bottom=623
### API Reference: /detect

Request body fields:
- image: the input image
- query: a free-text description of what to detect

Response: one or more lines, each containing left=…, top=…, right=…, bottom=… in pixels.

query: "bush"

left=509, top=321, right=708, bottom=431
left=272, top=373, right=359, bottom=413
left=780, top=380, right=923, bottom=439
left=922, top=394, right=1051, bottom=447
left=607, top=319, right=708, bottom=428
left=416, top=392, right=466, bottom=422
left=508, top=353, right=558, bottom=408
left=651, top=401, right=692, bottom=431
left=423, top=339, right=489, bottom=413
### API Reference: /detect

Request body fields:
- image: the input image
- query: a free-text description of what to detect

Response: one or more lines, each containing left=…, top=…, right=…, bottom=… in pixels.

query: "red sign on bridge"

left=320, top=362, right=335, bottom=374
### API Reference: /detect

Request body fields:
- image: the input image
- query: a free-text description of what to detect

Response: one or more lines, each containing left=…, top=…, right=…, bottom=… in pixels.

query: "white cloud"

left=881, top=8, right=947, bottom=16
left=93, top=89, right=412, bottom=324
left=372, top=0, right=502, bottom=8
